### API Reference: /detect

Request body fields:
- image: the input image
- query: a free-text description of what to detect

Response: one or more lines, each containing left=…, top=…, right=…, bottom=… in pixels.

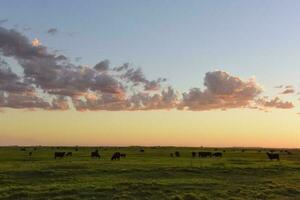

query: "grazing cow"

left=66, top=152, right=72, bottom=157
left=54, top=152, right=65, bottom=159
left=175, top=151, right=180, bottom=157
left=111, top=152, right=121, bottom=160
left=91, top=150, right=100, bottom=159
left=75, top=148, right=79, bottom=151
left=192, top=152, right=196, bottom=158
left=29, top=152, right=32, bottom=156
left=120, top=153, right=126, bottom=158
left=140, top=149, right=145, bottom=152
left=266, top=152, right=279, bottom=160
left=198, top=152, right=212, bottom=158
left=170, top=153, right=174, bottom=157
left=20, top=148, right=26, bottom=151
left=212, top=152, right=222, bottom=157
left=285, top=150, right=292, bottom=155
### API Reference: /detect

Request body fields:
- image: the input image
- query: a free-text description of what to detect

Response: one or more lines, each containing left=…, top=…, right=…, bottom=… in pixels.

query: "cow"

left=54, top=152, right=65, bottom=159
left=65, top=152, right=72, bottom=157
left=212, top=152, right=222, bottom=157
left=174, top=151, right=180, bottom=157
left=266, top=152, right=279, bottom=160
left=198, top=152, right=212, bottom=158
left=192, top=152, right=196, bottom=158
left=111, top=152, right=121, bottom=160
left=140, top=149, right=145, bottom=153
left=20, top=148, right=26, bottom=151
left=28, top=152, right=32, bottom=156
left=120, top=153, right=126, bottom=158
left=285, top=150, right=292, bottom=155
left=91, top=150, right=100, bottom=159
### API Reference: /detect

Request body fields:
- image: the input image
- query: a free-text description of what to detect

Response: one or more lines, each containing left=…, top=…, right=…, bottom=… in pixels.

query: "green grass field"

left=0, top=147, right=299, bottom=200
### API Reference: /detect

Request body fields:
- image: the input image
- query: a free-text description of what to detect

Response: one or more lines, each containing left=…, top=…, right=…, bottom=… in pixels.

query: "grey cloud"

left=94, top=59, right=109, bottom=72
left=180, top=71, right=262, bottom=111
left=256, top=97, right=294, bottom=109
left=0, top=19, right=8, bottom=25
left=47, top=28, right=58, bottom=35
left=281, top=88, right=295, bottom=94
left=0, top=92, right=51, bottom=109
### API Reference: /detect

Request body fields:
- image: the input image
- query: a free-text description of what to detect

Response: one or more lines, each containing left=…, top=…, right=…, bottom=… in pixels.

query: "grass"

left=0, top=147, right=299, bottom=199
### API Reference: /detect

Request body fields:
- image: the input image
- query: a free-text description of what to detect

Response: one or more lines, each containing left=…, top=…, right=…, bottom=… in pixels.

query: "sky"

left=0, top=0, right=299, bottom=147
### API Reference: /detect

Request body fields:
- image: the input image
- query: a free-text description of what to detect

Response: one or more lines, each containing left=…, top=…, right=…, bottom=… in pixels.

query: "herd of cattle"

left=18, top=147, right=288, bottom=161
left=53, top=150, right=127, bottom=160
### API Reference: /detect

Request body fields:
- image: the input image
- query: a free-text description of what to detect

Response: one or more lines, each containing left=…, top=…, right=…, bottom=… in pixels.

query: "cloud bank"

left=0, top=26, right=294, bottom=112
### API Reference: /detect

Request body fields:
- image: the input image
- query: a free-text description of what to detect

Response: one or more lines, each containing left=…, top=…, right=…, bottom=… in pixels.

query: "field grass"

left=0, top=146, right=299, bottom=200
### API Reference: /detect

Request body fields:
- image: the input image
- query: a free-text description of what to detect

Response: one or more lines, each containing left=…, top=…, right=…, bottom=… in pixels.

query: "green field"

left=0, top=147, right=299, bottom=200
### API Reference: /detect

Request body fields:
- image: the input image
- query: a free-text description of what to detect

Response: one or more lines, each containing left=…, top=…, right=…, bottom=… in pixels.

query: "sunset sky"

left=0, top=0, right=299, bottom=147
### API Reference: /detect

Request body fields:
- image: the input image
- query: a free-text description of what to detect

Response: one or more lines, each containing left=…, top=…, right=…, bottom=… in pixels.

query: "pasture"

left=0, top=147, right=299, bottom=200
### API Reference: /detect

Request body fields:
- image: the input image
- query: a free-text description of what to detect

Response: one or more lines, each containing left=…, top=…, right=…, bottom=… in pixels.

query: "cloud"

left=0, top=27, right=48, bottom=59
left=51, top=96, right=69, bottom=110
left=179, top=71, right=262, bottom=111
left=94, top=59, right=109, bottom=72
left=0, top=19, right=8, bottom=25
left=118, top=64, right=166, bottom=91
left=281, top=88, right=295, bottom=94
left=0, top=89, right=52, bottom=110
left=0, top=27, right=167, bottom=111
left=0, top=59, right=34, bottom=94
left=31, top=38, right=41, bottom=47
left=47, top=28, right=58, bottom=35
left=22, top=26, right=31, bottom=31
left=0, top=26, right=296, bottom=112
left=72, top=86, right=178, bottom=111
left=129, top=87, right=178, bottom=110
left=256, top=97, right=294, bottom=109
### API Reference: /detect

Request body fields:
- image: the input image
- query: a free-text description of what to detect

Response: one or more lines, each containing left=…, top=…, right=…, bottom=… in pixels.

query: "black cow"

left=212, top=152, right=222, bottom=157
left=111, top=152, right=121, bottom=160
left=198, top=152, right=212, bottom=158
left=29, top=152, right=32, bottom=156
left=66, top=152, right=72, bottom=157
left=120, top=153, right=126, bottom=158
left=140, top=149, right=145, bottom=153
left=174, top=151, right=180, bottom=157
left=55, top=152, right=65, bottom=159
left=91, top=150, right=100, bottom=159
left=285, top=150, right=292, bottom=155
left=266, top=152, right=279, bottom=160
left=192, top=152, right=196, bottom=158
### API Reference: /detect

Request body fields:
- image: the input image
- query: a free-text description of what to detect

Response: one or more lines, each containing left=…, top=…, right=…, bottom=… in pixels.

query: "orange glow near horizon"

left=0, top=109, right=299, bottom=148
